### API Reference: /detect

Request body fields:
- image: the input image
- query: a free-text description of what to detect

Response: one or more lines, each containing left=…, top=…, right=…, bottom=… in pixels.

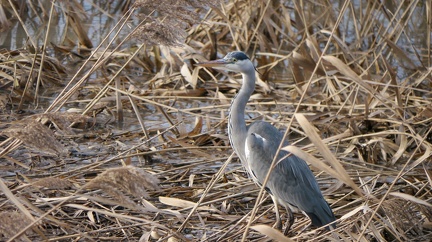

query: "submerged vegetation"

left=0, top=0, right=431, bottom=241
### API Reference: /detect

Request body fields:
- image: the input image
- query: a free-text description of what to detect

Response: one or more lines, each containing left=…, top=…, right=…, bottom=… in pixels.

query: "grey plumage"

left=196, top=51, right=336, bottom=231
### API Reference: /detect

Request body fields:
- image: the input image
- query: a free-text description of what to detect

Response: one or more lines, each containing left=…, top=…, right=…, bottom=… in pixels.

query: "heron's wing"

left=275, top=154, right=335, bottom=220
left=245, top=127, right=320, bottom=206
left=246, top=121, right=335, bottom=227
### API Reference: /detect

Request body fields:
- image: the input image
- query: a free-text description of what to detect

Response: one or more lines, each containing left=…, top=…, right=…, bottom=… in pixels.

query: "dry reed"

left=0, top=0, right=431, bottom=241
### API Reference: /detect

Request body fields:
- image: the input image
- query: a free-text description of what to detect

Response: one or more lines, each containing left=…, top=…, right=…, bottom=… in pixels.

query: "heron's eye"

left=232, top=58, right=237, bottom=62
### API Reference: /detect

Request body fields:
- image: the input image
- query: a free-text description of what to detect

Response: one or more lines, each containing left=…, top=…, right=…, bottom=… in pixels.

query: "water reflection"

left=0, top=0, right=132, bottom=50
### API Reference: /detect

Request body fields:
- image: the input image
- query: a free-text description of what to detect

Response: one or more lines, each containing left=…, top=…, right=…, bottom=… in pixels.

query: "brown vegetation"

left=0, top=0, right=431, bottom=241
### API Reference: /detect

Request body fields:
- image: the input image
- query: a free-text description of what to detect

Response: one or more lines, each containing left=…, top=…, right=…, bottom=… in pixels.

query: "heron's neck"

left=228, top=72, right=256, bottom=161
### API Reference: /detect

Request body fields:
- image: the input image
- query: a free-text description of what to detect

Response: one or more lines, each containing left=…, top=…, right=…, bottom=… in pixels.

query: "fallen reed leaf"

left=250, top=224, right=294, bottom=242
left=389, top=192, right=432, bottom=208
left=322, top=55, right=378, bottom=97
left=293, top=113, right=363, bottom=197
left=159, top=196, right=220, bottom=213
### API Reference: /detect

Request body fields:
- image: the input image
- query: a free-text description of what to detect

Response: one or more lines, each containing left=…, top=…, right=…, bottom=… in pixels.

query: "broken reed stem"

left=34, top=0, right=56, bottom=102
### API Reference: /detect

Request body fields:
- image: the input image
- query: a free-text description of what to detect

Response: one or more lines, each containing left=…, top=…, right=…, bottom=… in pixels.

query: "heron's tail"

left=306, top=200, right=336, bottom=230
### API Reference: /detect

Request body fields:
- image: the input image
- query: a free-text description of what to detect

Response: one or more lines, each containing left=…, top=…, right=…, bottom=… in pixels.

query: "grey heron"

left=196, top=51, right=336, bottom=232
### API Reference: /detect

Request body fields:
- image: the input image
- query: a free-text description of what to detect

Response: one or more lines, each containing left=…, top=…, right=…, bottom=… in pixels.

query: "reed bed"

left=0, top=0, right=431, bottom=241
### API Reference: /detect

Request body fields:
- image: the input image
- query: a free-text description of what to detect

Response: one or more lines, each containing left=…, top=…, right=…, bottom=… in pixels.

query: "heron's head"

left=196, top=51, right=255, bottom=74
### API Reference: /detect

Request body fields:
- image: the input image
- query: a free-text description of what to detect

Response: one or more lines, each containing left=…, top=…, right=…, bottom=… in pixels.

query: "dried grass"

left=381, top=198, right=428, bottom=238
left=32, top=177, right=73, bottom=190
left=132, top=20, right=187, bottom=47
left=131, top=0, right=214, bottom=46
left=0, top=0, right=431, bottom=241
left=85, top=166, right=160, bottom=202
left=0, top=211, right=34, bottom=242
left=1, top=113, right=87, bottom=157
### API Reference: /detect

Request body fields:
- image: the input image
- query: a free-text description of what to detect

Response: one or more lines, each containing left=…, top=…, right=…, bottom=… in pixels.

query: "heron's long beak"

left=195, top=59, right=229, bottom=68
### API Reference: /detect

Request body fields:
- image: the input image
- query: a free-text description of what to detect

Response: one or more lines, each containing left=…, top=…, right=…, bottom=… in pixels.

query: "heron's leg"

left=270, top=195, right=282, bottom=230
left=282, top=206, right=294, bottom=235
